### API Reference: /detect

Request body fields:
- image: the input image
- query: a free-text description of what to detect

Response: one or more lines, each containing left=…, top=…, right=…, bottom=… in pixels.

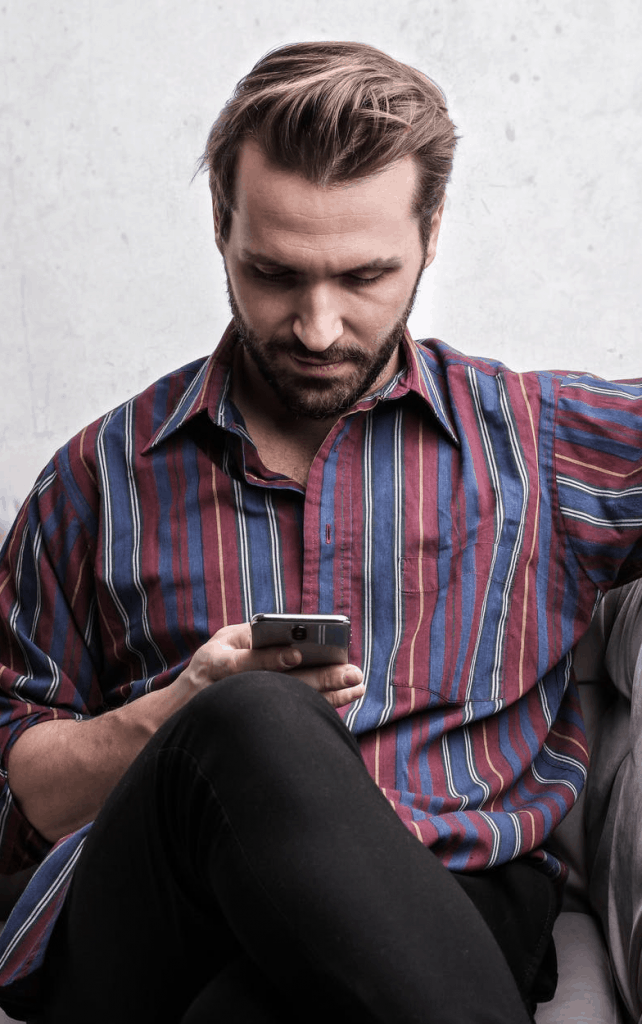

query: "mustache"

left=259, top=337, right=370, bottom=365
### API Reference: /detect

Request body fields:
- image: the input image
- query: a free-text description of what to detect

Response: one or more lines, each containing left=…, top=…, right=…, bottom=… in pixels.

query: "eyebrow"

left=240, top=250, right=404, bottom=273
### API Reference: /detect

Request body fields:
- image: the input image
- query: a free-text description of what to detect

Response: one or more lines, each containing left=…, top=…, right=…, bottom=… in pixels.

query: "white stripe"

left=265, top=492, right=284, bottom=613
left=477, top=810, right=502, bottom=866
left=416, top=349, right=456, bottom=438
left=557, top=475, right=642, bottom=499
left=465, top=371, right=510, bottom=705
left=0, top=837, right=87, bottom=968
left=30, top=525, right=44, bottom=644
left=10, top=528, right=36, bottom=688
left=83, top=594, right=98, bottom=649
left=216, top=370, right=233, bottom=426
left=96, top=409, right=148, bottom=676
left=463, top=724, right=491, bottom=807
left=0, top=792, right=14, bottom=856
left=489, top=375, right=531, bottom=694
left=530, top=765, right=580, bottom=799
left=37, top=470, right=57, bottom=494
left=541, top=743, right=588, bottom=781
left=345, top=417, right=374, bottom=731
left=560, top=507, right=642, bottom=528
left=10, top=514, right=64, bottom=707
left=560, top=380, right=641, bottom=400
left=537, top=676, right=554, bottom=731
left=507, top=811, right=523, bottom=860
left=232, top=476, right=253, bottom=622
left=154, top=359, right=213, bottom=441
left=440, top=734, right=461, bottom=804
left=124, top=401, right=167, bottom=689
left=380, top=409, right=405, bottom=727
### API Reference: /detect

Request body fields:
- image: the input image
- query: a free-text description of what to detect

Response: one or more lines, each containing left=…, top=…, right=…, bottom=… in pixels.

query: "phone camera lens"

left=291, top=625, right=307, bottom=641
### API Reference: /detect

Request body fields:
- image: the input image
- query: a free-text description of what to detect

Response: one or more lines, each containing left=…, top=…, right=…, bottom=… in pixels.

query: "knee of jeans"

left=169, top=671, right=327, bottom=750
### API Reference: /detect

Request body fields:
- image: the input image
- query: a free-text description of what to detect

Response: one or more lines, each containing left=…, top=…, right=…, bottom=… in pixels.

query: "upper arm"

left=554, top=374, right=642, bottom=590
left=0, top=461, right=100, bottom=868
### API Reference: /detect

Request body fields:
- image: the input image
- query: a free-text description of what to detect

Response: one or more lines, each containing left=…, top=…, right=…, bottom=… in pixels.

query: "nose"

left=292, top=286, right=342, bottom=351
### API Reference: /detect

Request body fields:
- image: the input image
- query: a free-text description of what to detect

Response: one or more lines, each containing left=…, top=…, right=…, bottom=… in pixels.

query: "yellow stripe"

left=70, top=549, right=89, bottom=610
left=191, top=355, right=217, bottom=415
left=482, top=720, right=505, bottom=811
left=517, top=375, right=541, bottom=698
left=79, top=425, right=97, bottom=485
left=550, top=728, right=589, bottom=756
left=523, top=810, right=537, bottom=852
left=557, top=453, right=641, bottom=479
left=380, top=786, right=397, bottom=812
left=97, top=590, right=126, bottom=666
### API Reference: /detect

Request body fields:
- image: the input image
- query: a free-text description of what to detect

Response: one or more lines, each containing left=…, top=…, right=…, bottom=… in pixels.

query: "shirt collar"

left=145, top=322, right=459, bottom=452
left=390, top=330, right=459, bottom=444
left=144, top=323, right=238, bottom=452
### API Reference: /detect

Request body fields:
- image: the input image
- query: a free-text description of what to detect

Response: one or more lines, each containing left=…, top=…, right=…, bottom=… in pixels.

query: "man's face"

left=216, top=141, right=443, bottom=420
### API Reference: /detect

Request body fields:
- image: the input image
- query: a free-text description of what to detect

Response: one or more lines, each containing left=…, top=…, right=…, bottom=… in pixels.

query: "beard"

left=225, top=269, right=423, bottom=421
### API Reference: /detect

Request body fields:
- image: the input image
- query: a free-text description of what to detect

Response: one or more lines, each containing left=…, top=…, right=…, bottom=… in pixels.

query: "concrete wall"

left=2, top=0, right=642, bottom=537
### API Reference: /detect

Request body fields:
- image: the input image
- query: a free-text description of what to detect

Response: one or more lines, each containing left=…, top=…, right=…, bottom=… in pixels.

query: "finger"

left=321, top=682, right=366, bottom=709
left=211, top=622, right=252, bottom=650
left=224, top=644, right=304, bottom=676
left=288, top=664, right=363, bottom=693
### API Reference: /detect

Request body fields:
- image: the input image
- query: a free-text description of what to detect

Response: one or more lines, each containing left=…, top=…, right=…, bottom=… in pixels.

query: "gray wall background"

left=2, top=0, right=642, bottom=538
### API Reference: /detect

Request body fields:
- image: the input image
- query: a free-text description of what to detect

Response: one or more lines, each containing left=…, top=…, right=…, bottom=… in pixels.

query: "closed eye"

left=253, top=267, right=292, bottom=282
left=252, top=267, right=386, bottom=287
left=346, top=272, right=385, bottom=287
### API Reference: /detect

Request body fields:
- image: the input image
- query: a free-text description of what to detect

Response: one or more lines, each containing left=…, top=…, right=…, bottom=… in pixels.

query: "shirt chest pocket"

left=397, top=541, right=534, bottom=706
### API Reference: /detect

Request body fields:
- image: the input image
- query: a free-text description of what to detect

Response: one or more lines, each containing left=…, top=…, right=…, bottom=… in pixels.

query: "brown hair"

left=199, top=41, right=458, bottom=250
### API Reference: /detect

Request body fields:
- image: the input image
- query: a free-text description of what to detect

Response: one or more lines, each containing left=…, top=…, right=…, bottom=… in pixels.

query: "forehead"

left=229, top=141, right=421, bottom=263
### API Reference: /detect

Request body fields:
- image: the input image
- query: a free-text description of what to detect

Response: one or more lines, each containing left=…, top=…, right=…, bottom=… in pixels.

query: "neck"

left=230, top=350, right=337, bottom=485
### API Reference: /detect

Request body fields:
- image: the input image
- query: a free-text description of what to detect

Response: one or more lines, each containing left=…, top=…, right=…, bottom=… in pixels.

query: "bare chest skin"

left=236, top=404, right=333, bottom=487
left=250, top=429, right=322, bottom=486
left=231, top=348, right=339, bottom=487
left=230, top=382, right=332, bottom=489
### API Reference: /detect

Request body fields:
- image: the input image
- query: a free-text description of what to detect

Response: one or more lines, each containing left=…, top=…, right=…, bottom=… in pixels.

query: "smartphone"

left=251, top=613, right=351, bottom=667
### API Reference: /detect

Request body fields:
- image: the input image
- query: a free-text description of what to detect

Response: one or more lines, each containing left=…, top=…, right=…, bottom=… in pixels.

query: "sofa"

left=535, top=580, right=642, bottom=1024
left=0, top=581, right=641, bottom=1023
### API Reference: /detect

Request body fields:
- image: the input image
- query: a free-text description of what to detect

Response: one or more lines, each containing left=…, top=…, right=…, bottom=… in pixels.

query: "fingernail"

left=282, top=648, right=301, bottom=667
left=343, top=668, right=362, bottom=685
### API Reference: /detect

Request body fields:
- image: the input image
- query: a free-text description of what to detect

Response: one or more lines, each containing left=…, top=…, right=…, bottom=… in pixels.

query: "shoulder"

left=413, top=338, right=514, bottom=378
left=413, top=338, right=642, bottom=405
left=410, top=339, right=559, bottom=425
left=57, top=356, right=209, bottom=476
left=24, top=356, right=209, bottom=539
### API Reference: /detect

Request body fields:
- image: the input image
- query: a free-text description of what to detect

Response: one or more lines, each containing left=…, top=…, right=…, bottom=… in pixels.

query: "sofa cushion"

left=535, top=912, right=627, bottom=1024
left=546, top=681, right=614, bottom=914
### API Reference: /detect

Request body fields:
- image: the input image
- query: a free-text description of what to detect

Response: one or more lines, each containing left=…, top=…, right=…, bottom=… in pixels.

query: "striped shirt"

left=1, top=324, right=642, bottom=990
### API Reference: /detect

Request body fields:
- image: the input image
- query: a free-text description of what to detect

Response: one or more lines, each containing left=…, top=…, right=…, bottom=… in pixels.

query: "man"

left=1, top=40, right=641, bottom=1024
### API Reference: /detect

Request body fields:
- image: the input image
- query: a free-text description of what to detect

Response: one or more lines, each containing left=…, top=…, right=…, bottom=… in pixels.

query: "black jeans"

left=31, top=673, right=558, bottom=1023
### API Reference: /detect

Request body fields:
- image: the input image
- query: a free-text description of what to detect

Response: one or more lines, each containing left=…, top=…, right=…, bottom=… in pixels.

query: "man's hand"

left=7, top=622, right=364, bottom=844
left=173, top=622, right=365, bottom=710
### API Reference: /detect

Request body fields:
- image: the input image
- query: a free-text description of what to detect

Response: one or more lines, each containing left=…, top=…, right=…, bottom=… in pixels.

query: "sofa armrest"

left=585, top=581, right=642, bottom=1022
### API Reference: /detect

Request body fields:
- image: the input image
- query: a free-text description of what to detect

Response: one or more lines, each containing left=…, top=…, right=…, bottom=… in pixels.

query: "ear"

left=212, top=197, right=224, bottom=254
left=423, top=199, right=446, bottom=269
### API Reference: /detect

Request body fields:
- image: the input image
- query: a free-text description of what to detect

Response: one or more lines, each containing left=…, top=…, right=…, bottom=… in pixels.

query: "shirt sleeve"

left=0, top=453, right=104, bottom=872
left=554, top=373, right=642, bottom=590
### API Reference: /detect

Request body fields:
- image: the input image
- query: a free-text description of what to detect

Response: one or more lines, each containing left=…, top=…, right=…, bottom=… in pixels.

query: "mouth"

left=288, top=353, right=350, bottom=376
